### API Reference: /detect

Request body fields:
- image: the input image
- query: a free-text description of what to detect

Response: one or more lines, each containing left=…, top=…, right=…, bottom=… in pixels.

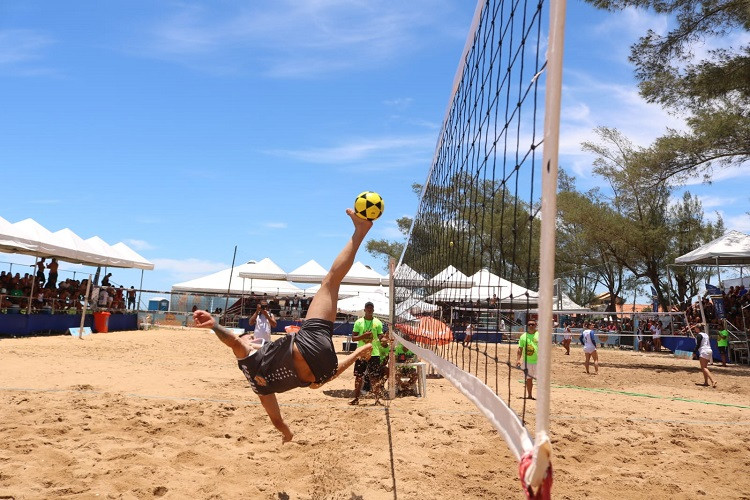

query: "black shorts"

left=718, top=345, right=728, bottom=355
left=295, top=318, right=338, bottom=385
left=354, top=356, right=382, bottom=378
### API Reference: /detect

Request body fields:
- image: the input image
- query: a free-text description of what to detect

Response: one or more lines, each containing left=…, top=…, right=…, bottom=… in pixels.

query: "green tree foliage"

left=401, top=171, right=540, bottom=289
left=556, top=170, right=615, bottom=308
left=577, top=127, right=722, bottom=310
left=667, top=191, right=724, bottom=307
left=586, top=0, right=750, bottom=182
left=365, top=216, right=411, bottom=266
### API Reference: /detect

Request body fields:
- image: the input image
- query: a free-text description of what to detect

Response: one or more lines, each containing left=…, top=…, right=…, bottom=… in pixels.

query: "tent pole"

left=223, top=246, right=238, bottom=323
left=716, top=257, right=722, bottom=288
left=27, top=258, right=39, bottom=314
left=388, top=258, right=396, bottom=401
left=79, top=275, right=92, bottom=339
left=138, top=270, right=144, bottom=311
left=666, top=265, right=674, bottom=311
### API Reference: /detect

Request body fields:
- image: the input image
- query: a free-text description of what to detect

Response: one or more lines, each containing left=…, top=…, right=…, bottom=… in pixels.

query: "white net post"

left=526, top=0, right=568, bottom=490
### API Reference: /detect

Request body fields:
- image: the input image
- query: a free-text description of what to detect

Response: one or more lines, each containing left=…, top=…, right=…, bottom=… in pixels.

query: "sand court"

left=1, top=329, right=749, bottom=499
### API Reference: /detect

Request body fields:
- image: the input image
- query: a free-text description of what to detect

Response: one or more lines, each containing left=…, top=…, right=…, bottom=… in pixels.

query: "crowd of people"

left=0, top=265, right=138, bottom=314
left=683, top=285, right=749, bottom=330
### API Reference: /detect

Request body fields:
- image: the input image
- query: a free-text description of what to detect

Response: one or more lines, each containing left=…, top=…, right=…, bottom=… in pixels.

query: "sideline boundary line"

left=551, top=382, right=750, bottom=409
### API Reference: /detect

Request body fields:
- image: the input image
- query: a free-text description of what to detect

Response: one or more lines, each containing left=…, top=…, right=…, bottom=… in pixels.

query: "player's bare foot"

left=348, top=398, right=359, bottom=405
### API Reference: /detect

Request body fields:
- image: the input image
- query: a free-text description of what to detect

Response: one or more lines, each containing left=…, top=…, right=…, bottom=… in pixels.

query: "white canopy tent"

left=237, top=257, right=288, bottom=281
left=426, top=268, right=538, bottom=303
left=429, top=265, right=473, bottom=288
left=337, top=290, right=416, bottom=322
left=674, top=230, right=750, bottom=289
left=0, top=217, right=154, bottom=270
left=675, top=230, right=750, bottom=266
left=553, top=292, right=589, bottom=312
left=395, top=297, right=440, bottom=317
left=286, top=259, right=329, bottom=283
left=178, top=259, right=301, bottom=295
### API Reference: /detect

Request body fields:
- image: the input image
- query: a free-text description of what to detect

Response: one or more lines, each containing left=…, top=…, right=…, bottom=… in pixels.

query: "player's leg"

left=310, top=343, right=372, bottom=389
left=304, top=209, right=373, bottom=323
left=525, top=376, right=534, bottom=399
left=592, top=350, right=599, bottom=374
left=584, top=352, right=591, bottom=373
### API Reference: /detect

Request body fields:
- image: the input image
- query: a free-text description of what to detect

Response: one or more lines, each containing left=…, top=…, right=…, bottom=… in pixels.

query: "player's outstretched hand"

left=193, top=310, right=215, bottom=329
left=346, top=208, right=373, bottom=232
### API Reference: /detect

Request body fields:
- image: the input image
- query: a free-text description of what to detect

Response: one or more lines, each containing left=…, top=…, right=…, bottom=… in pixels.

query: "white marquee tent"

left=675, top=230, right=750, bottom=266
left=426, top=268, right=538, bottom=303
left=0, top=216, right=153, bottom=270
left=177, top=259, right=302, bottom=295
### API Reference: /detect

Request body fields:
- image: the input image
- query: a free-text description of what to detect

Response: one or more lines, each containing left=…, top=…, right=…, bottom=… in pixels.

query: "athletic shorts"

left=718, top=345, right=728, bottom=355
left=354, top=356, right=382, bottom=378
left=699, top=348, right=713, bottom=361
left=521, top=363, right=537, bottom=380
left=583, top=345, right=597, bottom=354
left=295, top=318, right=338, bottom=385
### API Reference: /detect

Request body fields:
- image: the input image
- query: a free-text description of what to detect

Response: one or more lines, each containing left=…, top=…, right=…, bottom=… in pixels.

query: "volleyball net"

left=390, top=0, right=567, bottom=496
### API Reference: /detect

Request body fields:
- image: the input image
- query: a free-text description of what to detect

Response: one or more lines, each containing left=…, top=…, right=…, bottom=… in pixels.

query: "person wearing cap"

left=515, top=319, right=539, bottom=399
left=349, top=300, right=385, bottom=405
left=193, top=208, right=375, bottom=442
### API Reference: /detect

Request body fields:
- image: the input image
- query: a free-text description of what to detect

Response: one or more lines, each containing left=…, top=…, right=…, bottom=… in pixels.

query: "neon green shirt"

left=518, top=331, right=539, bottom=365
left=718, top=329, right=729, bottom=347
left=353, top=316, right=384, bottom=357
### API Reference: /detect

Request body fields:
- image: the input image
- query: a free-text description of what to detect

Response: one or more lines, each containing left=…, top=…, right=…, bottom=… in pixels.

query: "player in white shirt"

left=579, top=322, right=599, bottom=375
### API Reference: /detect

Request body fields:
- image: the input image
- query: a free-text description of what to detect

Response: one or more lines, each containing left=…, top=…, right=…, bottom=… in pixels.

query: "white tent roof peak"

left=344, top=261, right=387, bottom=285
left=111, top=242, right=155, bottom=270
left=175, top=260, right=301, bottom=295
left=287, top=259, right=328, bottom=283
left=430, top=265, right=472, bottom=287
left=675, top=230, right=750, bottom=266
left=0, top=216, right=154, bottom=270
left=237, top=257, right=288, bottom=280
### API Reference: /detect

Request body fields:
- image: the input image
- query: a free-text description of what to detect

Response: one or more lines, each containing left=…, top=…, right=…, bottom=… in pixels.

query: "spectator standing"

left=36, top=258, right=46, bottom=287
left=249, top=300, right=277, bottom=343
left=650, top=321, right=662, bottom=352
left=717, top=322, right=729, bottom=367
left=349, top=301, right=384, bottom=406
left=46, top=258, right=58, bottom=289
left=464, top=322, right=474, bottom=346
left=515, top=320, right=539, bottom=399
left=127, top=286, right=137, bottom=310
left=562, top=322, right=572, bottom=355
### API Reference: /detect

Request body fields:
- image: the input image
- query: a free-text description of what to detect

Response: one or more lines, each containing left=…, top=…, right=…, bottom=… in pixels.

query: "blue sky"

left=1, top=1, right=748, bottom=295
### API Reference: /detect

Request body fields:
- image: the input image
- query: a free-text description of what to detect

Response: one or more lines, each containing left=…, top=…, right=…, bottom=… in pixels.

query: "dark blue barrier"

left=0, top=313, right=137, bottom=337
left=661, top=336, right=720, bottom=361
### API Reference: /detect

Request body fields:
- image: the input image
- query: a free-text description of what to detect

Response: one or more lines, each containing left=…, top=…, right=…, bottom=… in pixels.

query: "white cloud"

left=593, top=7, right=668, bottom=39
left=29, top=199, right=61, bottom=205
left=124, top=239, right=155, bottom=251
left=0, top=29, right=54, bottom=65
left=267, top=135, right=434, bottom=167
left=150, top=257, right=227, bottom=281
left=680, top=163, right=749, bottom=186
left=695, top=195, right=728, bottom=210
left=725, top=213, right=750, bottom=232
left=131, top=2, right=463, bottom=77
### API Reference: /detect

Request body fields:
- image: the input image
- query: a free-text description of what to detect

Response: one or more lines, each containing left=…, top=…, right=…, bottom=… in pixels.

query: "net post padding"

left=391, top=331, right=533, bottom=460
